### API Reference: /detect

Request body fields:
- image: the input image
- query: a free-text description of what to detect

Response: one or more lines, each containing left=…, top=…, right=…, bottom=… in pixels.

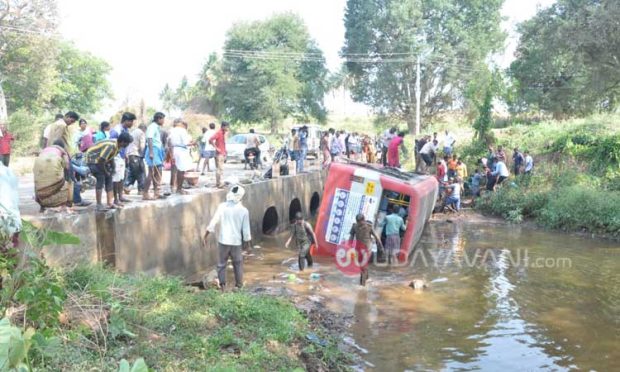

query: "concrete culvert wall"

left=289, top=198, right=302, bottom=223
left=310, top=192, right=320, bottom=216
left=262, top=206, right=279, bottom=235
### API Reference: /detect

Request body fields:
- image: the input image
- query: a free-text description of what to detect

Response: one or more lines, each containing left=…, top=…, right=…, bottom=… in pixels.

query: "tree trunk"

left=270, top=118, right=277, bottom=134
left=0, top=84, right=7, bottom=122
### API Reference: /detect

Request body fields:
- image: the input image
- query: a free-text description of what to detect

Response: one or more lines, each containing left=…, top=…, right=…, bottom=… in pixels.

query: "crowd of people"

left=29, top=111, right=237, bottom=212
left=412, top=132, right=534, bottom=212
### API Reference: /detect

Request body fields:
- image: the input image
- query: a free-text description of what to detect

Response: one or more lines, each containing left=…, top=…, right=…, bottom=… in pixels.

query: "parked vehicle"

left=244, top=148, right=259, bottom=170
left=292, top=124, right=323, bottom=158
left=225, top=133, right=271, bottom=164
left=263, top=145, right=290, bottom=179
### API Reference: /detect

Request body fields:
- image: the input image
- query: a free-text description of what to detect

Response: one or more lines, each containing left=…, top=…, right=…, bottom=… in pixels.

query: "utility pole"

left=415, top=54, right=421, bottom=135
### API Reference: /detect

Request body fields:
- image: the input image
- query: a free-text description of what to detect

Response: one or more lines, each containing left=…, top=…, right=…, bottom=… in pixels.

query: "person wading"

left=349, top=214, right=384, bottom=286
left=285, top=212, right=317, bottom=271
left=204, top=184, right=251, bottom=291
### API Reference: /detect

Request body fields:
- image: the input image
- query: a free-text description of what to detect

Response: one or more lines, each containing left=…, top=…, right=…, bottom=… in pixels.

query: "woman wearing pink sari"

left=387, top=131, right=406, bottom=167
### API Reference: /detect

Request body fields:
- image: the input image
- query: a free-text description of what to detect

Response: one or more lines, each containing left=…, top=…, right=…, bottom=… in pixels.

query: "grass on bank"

left=23, top=265, right=350, bottom=371
left=458, top=114, right=620, bottom=238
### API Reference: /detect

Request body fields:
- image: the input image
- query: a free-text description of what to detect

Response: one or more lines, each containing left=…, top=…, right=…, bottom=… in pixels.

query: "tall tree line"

left=0, top=0, right=112, bottom=120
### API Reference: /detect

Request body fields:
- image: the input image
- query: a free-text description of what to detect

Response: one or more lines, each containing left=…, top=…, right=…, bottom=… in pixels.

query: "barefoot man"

left=203, top=184, right=251, bottom=290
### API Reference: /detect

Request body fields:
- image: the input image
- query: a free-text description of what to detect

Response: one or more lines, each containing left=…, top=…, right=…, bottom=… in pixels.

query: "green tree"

left=159, top=76, right=197, bottom=112
left=509, top=0, right=620, bottom=117
left=49, top=41, right=112, bottom=114
left=217, top=13, right=328, bottom=132
left=342, top=0, right=505, bottom=133
left=0, top=0, right=58, bottom=119
left=473, top=90, right=493, bottom=142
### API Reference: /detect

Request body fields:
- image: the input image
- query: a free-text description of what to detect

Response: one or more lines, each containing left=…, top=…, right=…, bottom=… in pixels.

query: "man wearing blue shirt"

left=381, top=205, right=406, bottom=264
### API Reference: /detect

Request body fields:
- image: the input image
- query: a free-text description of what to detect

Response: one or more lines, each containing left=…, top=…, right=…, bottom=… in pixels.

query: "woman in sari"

left=33, top=140, right=73, bottom=212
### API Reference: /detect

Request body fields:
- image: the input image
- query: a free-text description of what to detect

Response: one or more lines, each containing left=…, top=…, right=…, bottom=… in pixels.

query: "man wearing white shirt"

left=381, top=127, right=396, bottom=166
left=198, top=123, right=217, bottom=174
left=168, top=119, right=194, bottom=194
left=489, top=157, right=510, bottom=190
left=204, top=185, right=251, bottom=290
left=443, top=178, right=462, bottom=211
left=443, top=130, right=456, bottom=156
left=524, top=151, right=534, bottom=174
left=419, top=139, right=438, bottom=170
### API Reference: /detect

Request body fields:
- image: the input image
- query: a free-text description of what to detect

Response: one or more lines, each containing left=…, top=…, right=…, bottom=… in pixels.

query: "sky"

left=57, top=0, right=555, bottom=118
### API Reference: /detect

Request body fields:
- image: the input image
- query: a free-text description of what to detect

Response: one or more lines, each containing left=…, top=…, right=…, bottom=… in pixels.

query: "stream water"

left=243, top=217, right=619, bottom=371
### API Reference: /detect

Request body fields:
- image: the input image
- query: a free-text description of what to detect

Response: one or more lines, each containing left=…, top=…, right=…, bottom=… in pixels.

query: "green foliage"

left=216, top=13, right=329, bottom=132
left=342, top=0, right=505, bottom=131
left=49, top=41, right=113, bottom=114
left=473, top=90, right=493, bottom=141
left=1, top=34, right=58, bottom=115
left=477, top=187, right=549, bottom=223
left=6, top=110, right=46, bottom=156
left=0, top=318, right=35, bottom=371
left=42, top=265, right=351, bottom=371
left=118, top=358, right=148, bottom=372
left=509, top=0, right=620, bottom=116
left=0, top=220, right=78, bottom=331
left=538, top=186, right=620, bottom=236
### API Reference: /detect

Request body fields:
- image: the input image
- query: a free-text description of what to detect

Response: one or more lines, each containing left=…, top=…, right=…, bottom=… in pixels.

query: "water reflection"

left=243, top=220, right=620, bottom=371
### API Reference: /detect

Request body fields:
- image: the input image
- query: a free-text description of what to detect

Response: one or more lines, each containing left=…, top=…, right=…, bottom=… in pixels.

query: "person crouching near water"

left=203, top=184, right=251, bottom=291
left=285, top=212, right=317, bottom=271
left=349, top=214, right=384, bottom=286
left=380, top=205, right=406, bottom=264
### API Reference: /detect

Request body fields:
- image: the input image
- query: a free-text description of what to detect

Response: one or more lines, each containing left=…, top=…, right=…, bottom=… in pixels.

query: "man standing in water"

left=349, top=214, right=384, bottom=286
left=204, top=184, right=251, bottom=291
left=381, top=205, right=406, bottom=264
left=285, top=212, right=317, bottom=271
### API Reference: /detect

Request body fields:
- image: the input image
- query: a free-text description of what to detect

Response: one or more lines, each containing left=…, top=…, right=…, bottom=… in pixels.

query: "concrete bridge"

left=28, top=171, right=324, bottom=279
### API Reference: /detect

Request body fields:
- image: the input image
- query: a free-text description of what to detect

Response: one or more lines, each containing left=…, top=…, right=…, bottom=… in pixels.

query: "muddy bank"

left=250, top=286, right=366, bottom=371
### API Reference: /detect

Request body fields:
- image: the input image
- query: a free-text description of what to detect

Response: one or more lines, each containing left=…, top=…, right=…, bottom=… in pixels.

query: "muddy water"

left=243, top=218, right=620, bottom=371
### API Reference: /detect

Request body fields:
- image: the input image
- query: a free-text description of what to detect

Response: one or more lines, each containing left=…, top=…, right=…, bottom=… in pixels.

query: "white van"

left=292, top=124, right=323, bottom=158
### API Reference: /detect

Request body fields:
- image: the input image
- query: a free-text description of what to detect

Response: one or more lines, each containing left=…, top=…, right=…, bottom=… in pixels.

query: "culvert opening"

left=289, top=198, right=302, bottom=223
left=262, top=206, right=279, bottom=235
left=310, top=192, right=320, bottom=216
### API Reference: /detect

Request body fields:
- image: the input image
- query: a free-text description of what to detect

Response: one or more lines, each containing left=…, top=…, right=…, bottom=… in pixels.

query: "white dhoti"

left=173, top=147, right=193, bottom=172
left=112, top=154, right=126, bottom=183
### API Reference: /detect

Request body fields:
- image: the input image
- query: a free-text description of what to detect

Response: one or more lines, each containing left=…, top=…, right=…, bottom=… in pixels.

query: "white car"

left=225, top=133, right=272, bottom=164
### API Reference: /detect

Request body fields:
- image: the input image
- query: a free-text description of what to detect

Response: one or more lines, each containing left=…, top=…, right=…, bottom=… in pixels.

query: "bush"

left=538, top=186, right=620, bottom=236
left=476, top=186, right=548, bottom=223
left=7, top=110, right=48, bottom=156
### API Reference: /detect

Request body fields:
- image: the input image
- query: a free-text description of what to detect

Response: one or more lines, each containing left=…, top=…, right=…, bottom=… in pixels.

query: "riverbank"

left=457, top=113, right=620, bottom=239
left=13, top=265, right=355, bottom=371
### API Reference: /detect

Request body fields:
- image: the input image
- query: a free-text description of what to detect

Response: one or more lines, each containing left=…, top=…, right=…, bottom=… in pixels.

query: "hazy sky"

left=57, top=0, right=555, bottom=116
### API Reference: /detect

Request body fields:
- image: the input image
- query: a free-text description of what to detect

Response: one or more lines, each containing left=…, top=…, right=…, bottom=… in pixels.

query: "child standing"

left=285, top=212, right=317, bottom=271
left=112, top=154, right=126, bottom=207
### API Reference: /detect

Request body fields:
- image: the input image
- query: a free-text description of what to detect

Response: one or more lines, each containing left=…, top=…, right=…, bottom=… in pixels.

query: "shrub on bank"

left=537, top=186, right=620, bottom=236
left=476, top=182, right=620, bottom=237
left=19, top=265, right=351, bottom=371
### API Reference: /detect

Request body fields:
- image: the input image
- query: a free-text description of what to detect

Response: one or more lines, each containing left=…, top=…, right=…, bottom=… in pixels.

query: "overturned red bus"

left=314, top=162, right=438, bottom=263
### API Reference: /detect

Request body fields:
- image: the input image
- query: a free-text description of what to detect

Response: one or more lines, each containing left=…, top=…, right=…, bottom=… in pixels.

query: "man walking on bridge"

left=204, top=184, right=251, bottom=291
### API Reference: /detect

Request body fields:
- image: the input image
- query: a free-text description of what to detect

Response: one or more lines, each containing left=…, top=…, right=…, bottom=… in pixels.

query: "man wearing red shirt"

left=209, top=121, right=229, bottom=188
left=0, top=124, right=15, bottom=167
left=436, top=156, right=447, bottom=184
